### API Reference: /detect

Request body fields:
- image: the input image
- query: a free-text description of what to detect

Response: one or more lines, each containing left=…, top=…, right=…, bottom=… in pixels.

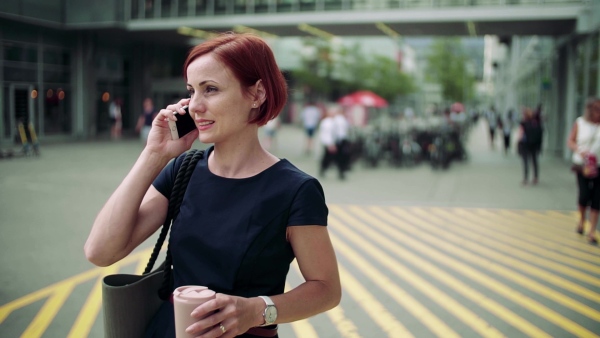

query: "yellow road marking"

left=0, top=268, right=101, bottom=324
left=327, top=306, right=362, bottom=338
left=285, top=282, right=319, bottom=338
left=20, top=281, right=76, bottom=338
left=463, top=209, right=600, bottom=266
left=136, top=256, right=150, bottom=275
left=290, top=261, right=361, bottom=338
left=67, top=264, right=119, bottom=338
left=363, top=206, right=551, bottom=338
left=337, top=264, right=413, bottom=337
left=447, top=208, right=600, bottom=285
left=3, top=208, right=598, bottom=337
left=335, top=206, right=506, bottom=338
left=545, top=210, right=577, bottom=222
left=389, top=207, right=598, bottom=337
left=329, top=229, right=461, bottom=338
left=0, top=248, right=154, bottom=325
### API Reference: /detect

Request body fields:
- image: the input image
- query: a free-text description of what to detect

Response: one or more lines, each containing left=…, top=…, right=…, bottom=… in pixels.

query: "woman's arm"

left=184, top=225, right=341, bottom=337
left=85, top=100, right=198, bottom=267
left=275, top=225, right=341, bottom=321
left=84, top=151, right=170, bottom=267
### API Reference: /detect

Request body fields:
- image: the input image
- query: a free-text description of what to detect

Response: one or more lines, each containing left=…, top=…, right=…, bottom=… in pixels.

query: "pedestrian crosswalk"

left=1, top=206, right=598, bottom=338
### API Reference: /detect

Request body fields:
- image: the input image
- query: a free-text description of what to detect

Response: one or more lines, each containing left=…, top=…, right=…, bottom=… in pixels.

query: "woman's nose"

left=189, top=100, right=205, bottom=116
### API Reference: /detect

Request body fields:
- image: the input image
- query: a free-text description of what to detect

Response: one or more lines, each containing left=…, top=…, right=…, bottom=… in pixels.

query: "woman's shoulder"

left=261, top=160, right=320, bottom=193
left=271, top=159, right=316, bottom=183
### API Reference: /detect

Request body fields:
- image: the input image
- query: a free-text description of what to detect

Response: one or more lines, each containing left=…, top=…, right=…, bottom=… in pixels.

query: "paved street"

left=1, top=120, right=598, bottom=337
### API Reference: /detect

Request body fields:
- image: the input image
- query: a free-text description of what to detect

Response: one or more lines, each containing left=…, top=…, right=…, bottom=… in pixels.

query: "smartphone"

left=168, top=106, right=196, bottom=140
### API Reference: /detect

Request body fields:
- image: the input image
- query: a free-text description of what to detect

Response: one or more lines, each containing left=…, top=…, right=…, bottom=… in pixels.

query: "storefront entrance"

left=2, top=84, right=35, bottom=145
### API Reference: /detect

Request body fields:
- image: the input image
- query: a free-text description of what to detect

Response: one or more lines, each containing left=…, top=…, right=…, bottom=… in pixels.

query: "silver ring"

left=219, top=323, right=226, bottom=334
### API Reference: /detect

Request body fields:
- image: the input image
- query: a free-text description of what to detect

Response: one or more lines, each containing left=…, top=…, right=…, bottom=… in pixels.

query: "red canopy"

left=337, top=90, right=388, bottom=108
left=451, top=102, right=465, bottom=113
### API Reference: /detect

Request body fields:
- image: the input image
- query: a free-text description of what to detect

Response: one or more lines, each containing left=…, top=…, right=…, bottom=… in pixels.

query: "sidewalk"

left=267, top=120, right=575, bottom=211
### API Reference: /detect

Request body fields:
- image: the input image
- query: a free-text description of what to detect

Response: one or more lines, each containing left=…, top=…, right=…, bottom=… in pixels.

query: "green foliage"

left=425, top=38, right=476, bottom=103
left=293, top=38, right=416, bottom=102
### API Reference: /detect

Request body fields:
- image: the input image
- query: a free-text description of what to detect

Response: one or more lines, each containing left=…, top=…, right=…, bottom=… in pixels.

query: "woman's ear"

left=252, top=79, right=266, bottom=106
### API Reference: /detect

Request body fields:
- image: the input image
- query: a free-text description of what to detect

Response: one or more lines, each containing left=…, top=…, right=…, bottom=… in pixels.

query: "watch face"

left=266, top=306, right=278, bottom=323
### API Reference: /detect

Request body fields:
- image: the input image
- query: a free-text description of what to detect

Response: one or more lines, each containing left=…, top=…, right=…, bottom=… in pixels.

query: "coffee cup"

left=173, top=286, right=215, bottom=337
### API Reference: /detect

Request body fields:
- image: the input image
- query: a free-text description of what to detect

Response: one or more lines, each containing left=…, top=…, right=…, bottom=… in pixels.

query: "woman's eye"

left=187, top=90, right=194, bottom=97
left=205, top=86, right=217, bottom=93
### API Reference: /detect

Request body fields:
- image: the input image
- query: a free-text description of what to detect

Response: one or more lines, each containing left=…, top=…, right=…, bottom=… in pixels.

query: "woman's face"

left=186, top=54, right=257, bottom=145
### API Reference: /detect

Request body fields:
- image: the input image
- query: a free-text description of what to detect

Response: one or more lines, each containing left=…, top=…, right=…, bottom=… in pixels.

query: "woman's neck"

left=208, top=139, right=279, bottom=179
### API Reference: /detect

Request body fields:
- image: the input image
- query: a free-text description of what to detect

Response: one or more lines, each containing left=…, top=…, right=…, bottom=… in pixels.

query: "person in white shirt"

left=333, top=106, right=350, bottom=178
left=319, top=105, right=350, bottom=180
left=301, top=101, right=322, bottom=154
left=568, top=97, right=600, bottom=244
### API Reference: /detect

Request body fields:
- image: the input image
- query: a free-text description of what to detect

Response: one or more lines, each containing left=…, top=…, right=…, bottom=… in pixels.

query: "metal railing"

left=128, top=0, right=587, bottom=20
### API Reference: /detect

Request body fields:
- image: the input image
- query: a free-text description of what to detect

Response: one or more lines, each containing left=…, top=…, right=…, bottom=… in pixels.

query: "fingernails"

left=190, top=311, right=197, bottom=317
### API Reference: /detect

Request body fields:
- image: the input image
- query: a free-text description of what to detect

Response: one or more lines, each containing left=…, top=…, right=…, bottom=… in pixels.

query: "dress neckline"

left=203, top=146, right=285, bottom=181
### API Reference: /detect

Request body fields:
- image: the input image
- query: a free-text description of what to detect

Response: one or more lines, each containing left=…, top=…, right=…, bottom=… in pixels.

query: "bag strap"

left=143, top=149, right=204, bottom=277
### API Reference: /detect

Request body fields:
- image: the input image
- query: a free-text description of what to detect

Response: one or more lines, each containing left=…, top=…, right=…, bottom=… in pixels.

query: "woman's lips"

left=197, top=120, right=214, bottom=131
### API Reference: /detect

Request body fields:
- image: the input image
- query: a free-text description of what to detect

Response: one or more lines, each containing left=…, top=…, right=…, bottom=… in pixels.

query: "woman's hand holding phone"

left=168, top=106, right=198, bottom=140
left=147, top=99, right=198, bottom=159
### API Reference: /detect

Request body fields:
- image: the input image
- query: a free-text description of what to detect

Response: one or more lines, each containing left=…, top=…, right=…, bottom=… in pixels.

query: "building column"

left=73, top=33, right=97, bottom=139
left=563, top=41, right=577, bottom=160
left=597, top=32, right=600, bottom=97
left=0, top=29, right=4, bottom=145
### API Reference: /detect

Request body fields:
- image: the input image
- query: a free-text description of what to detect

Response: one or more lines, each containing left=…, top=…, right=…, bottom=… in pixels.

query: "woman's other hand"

left=186, top=294, right=264, bottom=337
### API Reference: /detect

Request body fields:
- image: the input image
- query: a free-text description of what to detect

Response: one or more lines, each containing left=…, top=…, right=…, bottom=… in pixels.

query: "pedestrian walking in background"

left=485, top=106, right=499, bottom=149
left=262, top=115, right=280, bottom=151
left=501, top=108, right=515, bottom=155
left=85, top=32, right=341, bottom=337
left=518, top=107, right=543, bottom=186
left=136, top=97, right=157, bottom=144
left=300, top=100, right=322, bottom=155
left=109, top=98, right=123, bottom=140
left=333, top=105, right=351, bottom=179
left=567, top=97, right=600, bottom=244
left=319, top=105, right=350, bottom=180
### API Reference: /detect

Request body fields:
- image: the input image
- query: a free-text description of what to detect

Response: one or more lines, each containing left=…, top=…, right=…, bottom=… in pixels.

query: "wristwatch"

left=258, top=296, right=277, bottom=326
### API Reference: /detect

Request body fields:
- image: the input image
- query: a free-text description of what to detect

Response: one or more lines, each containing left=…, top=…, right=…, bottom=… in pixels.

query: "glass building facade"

left=0, top=0, right=597, bottom=161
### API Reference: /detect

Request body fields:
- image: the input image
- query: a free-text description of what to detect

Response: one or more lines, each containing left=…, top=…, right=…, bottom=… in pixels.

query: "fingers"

left=155, top=109, right=177, bottom=123
left=168, top=98, right=191, bottom=116
left=187, top=295, right=243, bottom=337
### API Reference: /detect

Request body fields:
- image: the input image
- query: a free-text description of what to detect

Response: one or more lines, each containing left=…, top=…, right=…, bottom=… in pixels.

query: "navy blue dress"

left=144, top=146, right=328, bottom=337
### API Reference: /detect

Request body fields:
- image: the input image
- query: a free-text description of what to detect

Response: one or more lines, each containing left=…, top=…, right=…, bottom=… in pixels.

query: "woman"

left=85, top=33, right=341, bottom=337
left=567, top=97, right=600, bottom=244
left=517, top=107, right=543, bottom=185
left=109, top=98, right=123, bottom=140
left=136, top=97, right=158, bottom=144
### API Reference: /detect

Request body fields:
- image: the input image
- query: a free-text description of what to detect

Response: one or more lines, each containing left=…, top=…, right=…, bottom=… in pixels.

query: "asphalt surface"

left=1, top=120, right=596, bottom=338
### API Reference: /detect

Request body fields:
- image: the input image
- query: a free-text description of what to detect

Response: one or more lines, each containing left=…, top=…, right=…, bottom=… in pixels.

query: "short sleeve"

left=152, top=154, right=185, bottom=200
left=287, top=178, right=328, bottom=227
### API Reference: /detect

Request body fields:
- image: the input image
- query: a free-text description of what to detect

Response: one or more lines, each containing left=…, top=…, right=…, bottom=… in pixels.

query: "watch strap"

left=259, top=296, right=276, bottom=326
left=259, top=295, right=275, bottom=306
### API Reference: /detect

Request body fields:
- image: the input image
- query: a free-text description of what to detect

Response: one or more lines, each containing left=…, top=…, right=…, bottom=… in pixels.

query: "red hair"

left=183, top=32, right=287, bottom=126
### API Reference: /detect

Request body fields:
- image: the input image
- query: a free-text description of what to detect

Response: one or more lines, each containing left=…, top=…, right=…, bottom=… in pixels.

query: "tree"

left=293, top=39, right=416, bottom=102
left=425, top=38, right=476, bottom=103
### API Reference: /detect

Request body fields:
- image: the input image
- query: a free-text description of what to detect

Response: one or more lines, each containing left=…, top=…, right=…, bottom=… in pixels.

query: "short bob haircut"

left=183, top=32, right=288, bottom=126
